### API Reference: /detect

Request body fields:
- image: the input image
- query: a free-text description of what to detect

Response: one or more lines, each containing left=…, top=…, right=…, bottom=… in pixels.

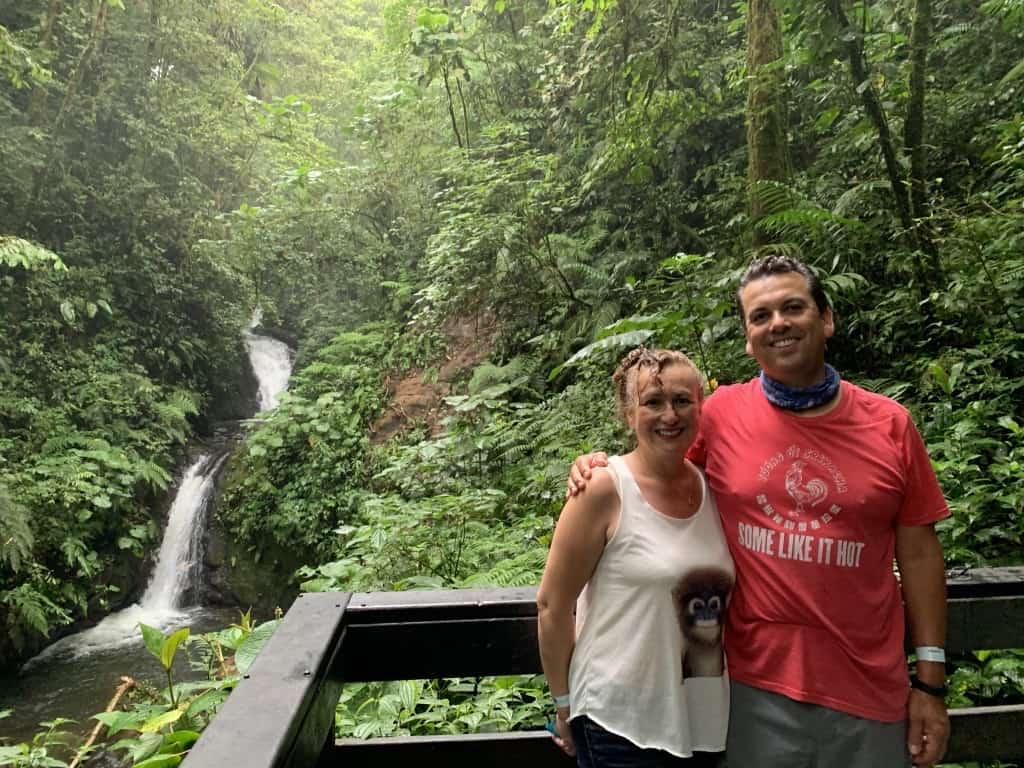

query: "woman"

left=536, top=348, right=734, bottom=767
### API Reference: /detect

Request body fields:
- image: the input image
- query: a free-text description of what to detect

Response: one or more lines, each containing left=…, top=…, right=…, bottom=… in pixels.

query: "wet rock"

left=82, top=749, right=130, bottom=768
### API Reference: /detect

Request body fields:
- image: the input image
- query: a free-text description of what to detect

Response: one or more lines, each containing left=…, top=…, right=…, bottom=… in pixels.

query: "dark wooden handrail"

left=184, top=567, right=1024, bottom=768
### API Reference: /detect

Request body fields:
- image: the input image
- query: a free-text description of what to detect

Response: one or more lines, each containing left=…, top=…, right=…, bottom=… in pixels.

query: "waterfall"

left=24, top=451, right=230, bottom=662
left=25, top=320, right=293, bottom=664
left=244, top=311, right=292, bottom=411
left=138, top=452, right=229, bottom=612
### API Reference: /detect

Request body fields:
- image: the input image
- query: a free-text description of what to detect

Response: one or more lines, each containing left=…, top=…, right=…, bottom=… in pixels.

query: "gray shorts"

left=727, top=681, right=911, bottom=768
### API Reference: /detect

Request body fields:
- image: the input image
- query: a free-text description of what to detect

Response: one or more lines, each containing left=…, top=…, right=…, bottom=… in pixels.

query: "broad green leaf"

left=0, top=236, right=66, bottom=270
left=0, top=746, right=26, bottom=762
left=127, top=733, right=163, bottom=762
left=815, top=107, right=841, bottom=131
left=160, top=731, right=200, bottom=750
left=998, top=415, right=1021, bottom=434
left=999, top=56, right=1024, bottom=84
left=416, top=8, right=449, bottom=29
left=60, top=301, right=75, bottom=323
left=947, top=362, right=964, bottom=393
left=133, top=754, right=183, bottom=768
left=234, top=620, right=279, bottom=675
left=93, top=709, right=146, bottom=735
left=139, top=623, right=165, bottom=660
left=214, top=625, right=246, bottom=650
left=928, top=363, right=950, bottom=395
left=160, top=628, right=191, bottom=671
left=398, top=679, right=420, bottom=712
left=140, top=708, right=184, bottom=733
left=186, top=688, right=231, bottom=719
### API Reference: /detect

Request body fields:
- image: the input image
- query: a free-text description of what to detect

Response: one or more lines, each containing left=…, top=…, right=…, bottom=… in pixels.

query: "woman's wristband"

left=552, top=692, right=571, bottom=709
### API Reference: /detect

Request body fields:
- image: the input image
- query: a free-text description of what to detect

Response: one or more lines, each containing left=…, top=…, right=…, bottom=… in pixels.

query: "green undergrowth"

left=0, top=614, right=277, bottom=768
left=218, top=326, right=391, bottom=562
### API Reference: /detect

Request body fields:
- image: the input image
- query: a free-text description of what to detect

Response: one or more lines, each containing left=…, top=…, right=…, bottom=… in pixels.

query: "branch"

left=441, top=63, right=464, bottom=149
left=69, top=676, right=135, bottom=768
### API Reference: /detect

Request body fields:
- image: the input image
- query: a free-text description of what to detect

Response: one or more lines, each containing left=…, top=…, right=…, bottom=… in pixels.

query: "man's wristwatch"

left=910, top=675, right=948, bottom=698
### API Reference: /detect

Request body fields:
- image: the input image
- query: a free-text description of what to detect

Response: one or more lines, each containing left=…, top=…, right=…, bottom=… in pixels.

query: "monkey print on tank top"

left=673, top=567, right=731, bottom=680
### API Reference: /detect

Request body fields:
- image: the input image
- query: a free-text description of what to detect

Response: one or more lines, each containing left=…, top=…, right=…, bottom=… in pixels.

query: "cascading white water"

left=138, top=452, right=228, bottom=612
left=25, top=318, right=293, bottom=664
left=27, top=451, right=228, bottom=661
left=244, top=311, right=292, bottom=411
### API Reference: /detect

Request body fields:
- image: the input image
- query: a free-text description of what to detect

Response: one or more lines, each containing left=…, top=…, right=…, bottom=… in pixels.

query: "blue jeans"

left=570, top=716, right=725, bottom=768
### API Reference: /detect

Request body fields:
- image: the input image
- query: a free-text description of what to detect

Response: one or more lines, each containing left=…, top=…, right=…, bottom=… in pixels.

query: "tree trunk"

left=829, top=0, right=941, bottom=288
left=827, top=0, right=913, bottom=234
left=31, top=0, right=109, bottom=202
left=455, top=77, right=471, bottom=149
left=145, top=0, right=160, bottom=83
left=746, top=0, right=789, bottom=247
left=28, top=0, right=64, bottom=123
left=905, top=0, right=941, bottom=281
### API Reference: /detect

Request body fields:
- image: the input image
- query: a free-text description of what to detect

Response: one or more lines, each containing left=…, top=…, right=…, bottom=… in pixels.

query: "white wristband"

left=552, top=692, right=571, bottom=709
left=915, top=646, right=946, bottom=663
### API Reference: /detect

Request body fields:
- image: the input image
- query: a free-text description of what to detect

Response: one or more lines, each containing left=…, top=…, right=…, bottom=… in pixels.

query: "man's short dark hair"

left=736, top=255, right=830, bottom=322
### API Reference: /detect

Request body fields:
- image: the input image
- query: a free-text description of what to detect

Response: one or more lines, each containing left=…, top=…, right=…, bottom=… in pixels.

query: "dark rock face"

left=202, top=516, right=299, bottom=617
left=205, top=528, right=227, bottom=568
left=201, top=341, right=261, bottom=427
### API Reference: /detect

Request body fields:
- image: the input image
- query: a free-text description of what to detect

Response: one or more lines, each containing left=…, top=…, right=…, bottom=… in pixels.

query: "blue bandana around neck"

left=760, top=364, right=840, bottom=411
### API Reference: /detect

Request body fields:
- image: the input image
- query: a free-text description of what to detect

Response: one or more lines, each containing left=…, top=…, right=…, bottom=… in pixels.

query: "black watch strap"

left=910, top=675, right=948, bottom=698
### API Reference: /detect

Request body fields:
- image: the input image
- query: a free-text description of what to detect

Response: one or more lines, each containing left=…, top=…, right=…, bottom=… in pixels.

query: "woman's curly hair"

left=612, top=347, right=700, bottom=425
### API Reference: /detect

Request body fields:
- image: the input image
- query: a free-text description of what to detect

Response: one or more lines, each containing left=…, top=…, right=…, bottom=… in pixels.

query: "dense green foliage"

left=218, top=0, right=1024, bottom=583
left=0, top=0, right=385, bottom=660
left=220, top=328, right=389, bottom=556
left=2, top=0, right=1024, bottom=762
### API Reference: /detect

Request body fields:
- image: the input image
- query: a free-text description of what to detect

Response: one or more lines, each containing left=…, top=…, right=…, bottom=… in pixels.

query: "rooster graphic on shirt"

left=784, top=460, right=828, bottom=517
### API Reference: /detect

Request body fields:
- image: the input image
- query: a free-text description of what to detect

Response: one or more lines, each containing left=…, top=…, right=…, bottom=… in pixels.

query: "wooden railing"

left=184, top=567, right=1024, bottom=768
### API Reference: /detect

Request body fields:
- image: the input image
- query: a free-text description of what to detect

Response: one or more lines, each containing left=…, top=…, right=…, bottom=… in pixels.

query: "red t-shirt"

left=688, top=378, right=949, bottom=722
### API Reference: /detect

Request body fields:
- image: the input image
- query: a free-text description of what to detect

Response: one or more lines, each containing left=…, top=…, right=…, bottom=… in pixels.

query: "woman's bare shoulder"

left=571, top=465, right=619, bottom=509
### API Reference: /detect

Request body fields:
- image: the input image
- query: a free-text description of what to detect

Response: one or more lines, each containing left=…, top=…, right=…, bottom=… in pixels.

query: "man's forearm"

left=897, top=525, right=947, bottom=685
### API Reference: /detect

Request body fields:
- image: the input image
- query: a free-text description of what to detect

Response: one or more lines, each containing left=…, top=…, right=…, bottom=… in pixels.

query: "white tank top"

left=569, top=455, right=734, bottom=756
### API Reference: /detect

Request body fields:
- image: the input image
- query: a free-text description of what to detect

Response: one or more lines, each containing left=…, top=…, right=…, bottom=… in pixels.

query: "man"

left=569, top=255, right=950, bottom=767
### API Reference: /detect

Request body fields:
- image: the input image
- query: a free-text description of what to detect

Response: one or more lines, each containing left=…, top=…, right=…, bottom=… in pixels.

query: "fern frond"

left=753, top=180, right=806, bottom=215
left=0, top=483, right=33, bottom=573
left=460, top=549, right=546, bottom=588
left=832, top=180, right=890, bottom=217
left=558, top=261, right=606, bottom=284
